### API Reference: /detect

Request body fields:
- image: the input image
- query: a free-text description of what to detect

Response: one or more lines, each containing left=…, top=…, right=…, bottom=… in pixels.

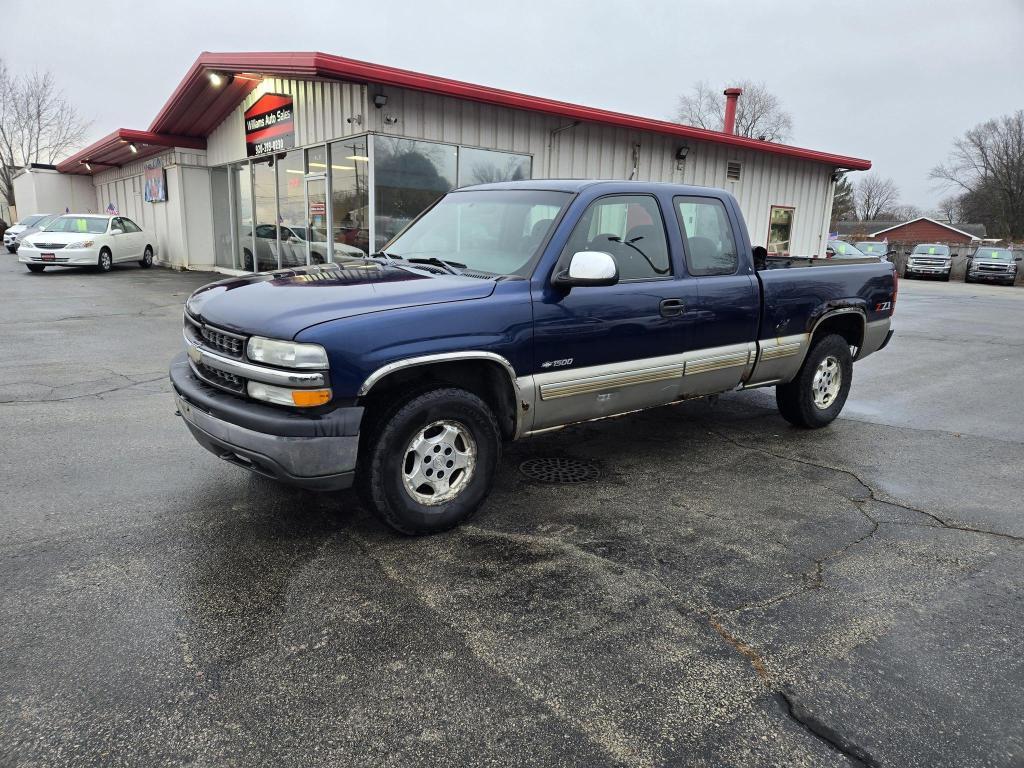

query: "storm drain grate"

left=519, top=457, right=601, bottom=484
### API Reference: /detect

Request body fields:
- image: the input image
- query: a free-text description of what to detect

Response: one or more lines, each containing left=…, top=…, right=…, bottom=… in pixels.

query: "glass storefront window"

left=374, top=136, right=457, bottom=249
left=277, top=149, right=307, bottom=268
left=251, top=159, right=277, bottom=270
left=306, top=145, right=328, bottom=174
left=329, top=136, right=369, bottom=259
left=457, top=147, right=531, bottom=187
left=211, top=166, right=233, bottom=268
left=768, top=206, right=794, bottom=256
left=231, top=162, right=253, bottom=270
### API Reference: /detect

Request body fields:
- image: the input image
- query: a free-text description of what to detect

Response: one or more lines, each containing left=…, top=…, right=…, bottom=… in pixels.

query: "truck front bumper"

left=170, top=354, right=363, bottom=491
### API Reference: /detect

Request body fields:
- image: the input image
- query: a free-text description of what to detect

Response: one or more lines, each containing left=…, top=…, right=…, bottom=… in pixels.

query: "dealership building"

left=21, top=51, right=870, bottom=273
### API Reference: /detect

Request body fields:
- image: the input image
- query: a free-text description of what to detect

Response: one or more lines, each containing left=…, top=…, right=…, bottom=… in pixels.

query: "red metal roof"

left=64, top=51, right=872, bottom=176
left=56, top=129, right=206, bottom=175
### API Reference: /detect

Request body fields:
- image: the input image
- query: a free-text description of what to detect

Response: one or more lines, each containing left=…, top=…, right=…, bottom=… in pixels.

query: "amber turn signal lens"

left=290, top=389, right=332, bottom=407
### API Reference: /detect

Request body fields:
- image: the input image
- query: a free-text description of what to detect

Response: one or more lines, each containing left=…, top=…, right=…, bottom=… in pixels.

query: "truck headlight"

left=246, top=336, right=328, bottom=369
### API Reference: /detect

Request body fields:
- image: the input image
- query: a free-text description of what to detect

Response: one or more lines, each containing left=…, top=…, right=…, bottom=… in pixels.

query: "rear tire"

left=358, top=386, right=501, bottom=535
left=139, top=246, right=153, bottom=268
left=776, top=334, right=853, bottom=429
left=26, top=264, right=45, bottom=273
left=97, top=249, right=112, bottom=273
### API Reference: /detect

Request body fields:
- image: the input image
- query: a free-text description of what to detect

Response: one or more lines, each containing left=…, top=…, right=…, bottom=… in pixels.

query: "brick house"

left=863, top=217, right=984, bottom=244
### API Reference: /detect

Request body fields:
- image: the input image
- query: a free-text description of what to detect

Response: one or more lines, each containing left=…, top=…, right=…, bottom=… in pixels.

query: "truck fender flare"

left=357, top=351, right=529, bottom=438
left=357, top=351, right=520, bottom=398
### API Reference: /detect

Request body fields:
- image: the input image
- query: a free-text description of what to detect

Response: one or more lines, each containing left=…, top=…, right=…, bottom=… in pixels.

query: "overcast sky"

left=6, top=0, right=1023, bottom=209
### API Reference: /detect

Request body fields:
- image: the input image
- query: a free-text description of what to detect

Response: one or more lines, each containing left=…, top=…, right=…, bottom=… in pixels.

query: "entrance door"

left=305, top=176, right=328, bottom=265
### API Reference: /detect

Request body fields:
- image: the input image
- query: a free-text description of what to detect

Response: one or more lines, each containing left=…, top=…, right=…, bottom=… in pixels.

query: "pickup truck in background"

left=965, top=246, right=1020, bottom=286
left=171, top=180, right=896, bottom=534
left=904, top=243, right=952, bottom=281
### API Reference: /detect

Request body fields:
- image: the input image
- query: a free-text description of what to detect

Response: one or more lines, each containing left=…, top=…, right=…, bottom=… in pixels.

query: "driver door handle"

left=659, top=298, right=686, bottom=318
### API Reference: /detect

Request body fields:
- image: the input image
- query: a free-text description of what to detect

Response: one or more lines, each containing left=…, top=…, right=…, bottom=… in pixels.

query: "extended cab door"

left=672, top=194, right=759, bottom=395
left=530, top=193, right=700, bottom=431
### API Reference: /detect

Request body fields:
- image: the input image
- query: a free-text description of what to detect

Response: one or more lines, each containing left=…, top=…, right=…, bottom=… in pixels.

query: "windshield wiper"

left=369, top=251, right=403, bottom=263
left=405, top=256, right=466, bottom=275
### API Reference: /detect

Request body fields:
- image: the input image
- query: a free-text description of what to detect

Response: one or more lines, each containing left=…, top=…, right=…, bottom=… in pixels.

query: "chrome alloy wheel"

left=401, top=420, right=477, bottom=505
left=812, top=355, right=842, bottom=410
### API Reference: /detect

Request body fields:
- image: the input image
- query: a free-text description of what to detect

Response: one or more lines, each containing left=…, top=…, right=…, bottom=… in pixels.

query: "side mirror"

left=1015, top=257, right=1022, bottom=262
left=111, top=228, right=123, bottom=234
left=553, top=251, right=619, bottom=288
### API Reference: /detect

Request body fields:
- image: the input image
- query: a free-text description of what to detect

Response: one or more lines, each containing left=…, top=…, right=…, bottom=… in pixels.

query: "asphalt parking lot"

left=2, top=259, right=1022, bottom=768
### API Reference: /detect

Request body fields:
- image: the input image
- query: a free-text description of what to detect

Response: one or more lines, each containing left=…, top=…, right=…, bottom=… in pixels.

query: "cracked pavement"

left=1, top=262, right=1022, bottom=767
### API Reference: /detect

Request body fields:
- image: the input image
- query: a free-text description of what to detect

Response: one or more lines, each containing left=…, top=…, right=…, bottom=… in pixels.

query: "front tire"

left=776, top=334, right=853, bottom=428
left=26, top=264, right=45, bottom=273
left=139, top=246, right=153, bottom=268
left=358, top=387, right=501, bottom=535
left=97, top=249, right=112, bottom=273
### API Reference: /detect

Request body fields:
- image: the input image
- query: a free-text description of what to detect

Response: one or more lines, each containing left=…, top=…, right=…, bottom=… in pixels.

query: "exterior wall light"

left=373, top=93, right=388, bottom=109
left=209, top=72, right=223, bottom=86
left=128, top=143, right=138, bottom=154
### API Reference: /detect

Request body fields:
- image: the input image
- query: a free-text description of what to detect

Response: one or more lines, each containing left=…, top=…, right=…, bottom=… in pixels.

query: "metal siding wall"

left=206, top=79, right=367, bottom=166
left=204, top=80, right=834, bottom=256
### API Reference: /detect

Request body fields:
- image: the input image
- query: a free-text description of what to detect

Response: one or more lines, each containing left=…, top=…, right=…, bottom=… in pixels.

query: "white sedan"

left=19, top=214, right=156, bottom=274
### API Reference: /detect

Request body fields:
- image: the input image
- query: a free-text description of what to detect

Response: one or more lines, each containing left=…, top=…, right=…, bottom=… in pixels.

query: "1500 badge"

left=540, top=358, right=574, bottom=369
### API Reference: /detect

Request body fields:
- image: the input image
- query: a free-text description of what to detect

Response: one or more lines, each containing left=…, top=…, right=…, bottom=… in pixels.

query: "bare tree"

left=931, top=110, right=1024, bottom=239
left=0, top=59, right=90, bottom=208
left=883, top=204, right=923, bottom=222
left=855, top=174, right=901, bottom=220
left=934, top=194, right=965, bottom=224
left=675, top=80, right=793, bottom=143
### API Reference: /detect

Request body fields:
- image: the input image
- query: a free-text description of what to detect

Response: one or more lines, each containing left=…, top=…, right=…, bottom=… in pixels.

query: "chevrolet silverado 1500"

left=171, top=180, right=896, bottom=534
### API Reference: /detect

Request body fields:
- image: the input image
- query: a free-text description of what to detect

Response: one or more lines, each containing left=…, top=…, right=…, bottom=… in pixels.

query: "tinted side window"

left=561, top=195, right=671, bottom=280
left=121, top=218, right=141, bottom=233
left=111, top=217, right=124, bottom=232
left=674, top=196, right=739, bottom=276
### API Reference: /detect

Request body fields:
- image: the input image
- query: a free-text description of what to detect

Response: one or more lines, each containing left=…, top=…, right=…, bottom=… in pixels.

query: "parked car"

left=965, top=247, right=1020, bottom=285
left=171, top=180, right=896, bottom=534
left=241, top=224, right=366, bottom=272
left=5, top=213, right=54, bottom=253
left=19, top=214, right=155, bottom=273
left=904, top=243, right=952, bottom=281
left=826, top=240, right=868, bottom=259
left=854, top=241, right=891, bottom=260
left=243, top=224, right=364, bottom=271
left=9, top=213, right=63, bottom=253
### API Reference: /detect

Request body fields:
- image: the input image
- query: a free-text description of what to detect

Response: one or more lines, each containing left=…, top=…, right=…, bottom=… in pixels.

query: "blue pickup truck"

left=171, top=180, right=896, bottom=534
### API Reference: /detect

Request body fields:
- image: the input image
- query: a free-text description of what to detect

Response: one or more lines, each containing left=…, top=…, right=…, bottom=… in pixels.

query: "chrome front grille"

left=200, top=325, right=245, bottom=358
left=977, top=263, right=1009, bottom=273
left=909, top=257, right=946, bottom=267
left=33, top=243, right=66, bottom=250
left=196, top=361, right=245, bottom=393
left=185, top=313, right=246, bottom=359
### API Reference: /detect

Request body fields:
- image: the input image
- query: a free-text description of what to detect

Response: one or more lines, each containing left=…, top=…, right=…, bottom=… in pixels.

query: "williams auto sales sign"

left=244, top=93, right=295, bottom=157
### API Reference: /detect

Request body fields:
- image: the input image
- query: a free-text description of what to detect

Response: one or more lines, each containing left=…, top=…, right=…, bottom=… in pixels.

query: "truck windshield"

left=912, top=244, right=950, bottom=256
left=855, top=242, right=887, bottom=256
left=829, top=240, right=866, bottom=258
left=974, top=248, right=1011, bottom=259
left=383, top=189, right=572, bottom=277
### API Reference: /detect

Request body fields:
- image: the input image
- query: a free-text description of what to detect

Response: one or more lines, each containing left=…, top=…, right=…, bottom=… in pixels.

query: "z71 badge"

left=540, top=358, right=574, bottom=369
